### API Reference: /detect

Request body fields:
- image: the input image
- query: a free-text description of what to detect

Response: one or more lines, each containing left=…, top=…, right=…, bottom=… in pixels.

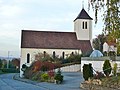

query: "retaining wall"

left=81, top=57, right=120, bottom=72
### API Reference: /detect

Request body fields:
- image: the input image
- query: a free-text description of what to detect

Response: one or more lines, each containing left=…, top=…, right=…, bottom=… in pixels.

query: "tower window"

left=85, top=22, right=87, bottom=29
left=82, top=22, right=84, bottom=29
left=82, top=21, right=87, bottom=29
left=27, top=53, right=30, bottom=63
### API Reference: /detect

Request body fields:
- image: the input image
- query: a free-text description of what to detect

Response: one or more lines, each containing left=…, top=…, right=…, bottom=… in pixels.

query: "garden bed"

left=80, top=76, right=120, bottom=90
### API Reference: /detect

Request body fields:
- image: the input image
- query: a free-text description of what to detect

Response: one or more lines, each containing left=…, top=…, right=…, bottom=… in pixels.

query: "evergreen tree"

left=103, top=60, right=112, bottom=76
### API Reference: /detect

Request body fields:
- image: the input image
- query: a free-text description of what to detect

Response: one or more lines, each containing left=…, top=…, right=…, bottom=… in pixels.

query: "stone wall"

left=55, top=64, right=81, bottom=72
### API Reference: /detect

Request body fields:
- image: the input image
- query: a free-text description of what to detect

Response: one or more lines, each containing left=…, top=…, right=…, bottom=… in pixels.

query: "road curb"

left=13, top=74, right=53, bottom=90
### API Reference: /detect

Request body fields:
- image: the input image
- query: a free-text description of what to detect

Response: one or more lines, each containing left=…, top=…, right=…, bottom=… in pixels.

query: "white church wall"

left=20, top=48, right=81, bottom=77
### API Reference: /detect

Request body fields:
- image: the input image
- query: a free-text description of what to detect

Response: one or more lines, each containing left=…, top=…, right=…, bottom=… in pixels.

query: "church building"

left=20, top=8, right=93, bottom=77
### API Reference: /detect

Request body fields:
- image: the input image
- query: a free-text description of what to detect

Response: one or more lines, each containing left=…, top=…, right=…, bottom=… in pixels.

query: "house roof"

left=107, top=40, right=116, bottom=46
left=74, top=8, right=93, bottom=21
left=21, top=30, right=93, bottom=55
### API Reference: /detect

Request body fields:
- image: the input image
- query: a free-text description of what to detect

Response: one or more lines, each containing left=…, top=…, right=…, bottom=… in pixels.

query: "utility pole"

left=7, top=51, right=10, bottom=69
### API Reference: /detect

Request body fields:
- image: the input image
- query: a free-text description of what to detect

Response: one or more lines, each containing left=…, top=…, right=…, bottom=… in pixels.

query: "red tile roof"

left=21, top=30, right=93, bottom=55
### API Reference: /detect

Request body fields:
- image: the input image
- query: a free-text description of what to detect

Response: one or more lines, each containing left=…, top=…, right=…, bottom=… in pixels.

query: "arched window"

left=53, top=51, right=55, bottom=59
left=71, top=52, right=74, bottom=55
left=62, top=52, right=65, bottom=59
left=27, top=53, right=30, bottom=63
left=43, top=51, right=46, bottom=58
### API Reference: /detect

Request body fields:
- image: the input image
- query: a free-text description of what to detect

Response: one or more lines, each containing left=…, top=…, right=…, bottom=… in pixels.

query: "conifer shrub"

left=83, top=63, right=93, bottom=81
left=54, top=68, right=63, bottom=84
left=113, top=63, right=117, bottom=76
left=103, top=60, right=112, bottom=77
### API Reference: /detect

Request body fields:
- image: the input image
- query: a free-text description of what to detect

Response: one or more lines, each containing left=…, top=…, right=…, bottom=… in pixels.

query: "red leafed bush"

left=32, top=60, right=42, bottom=72
left=43, top=61, right=55, bottom=70
left=48, top=70, right=55, bottom=78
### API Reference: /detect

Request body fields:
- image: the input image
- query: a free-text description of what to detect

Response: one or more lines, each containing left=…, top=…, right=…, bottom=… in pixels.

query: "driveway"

left=0, top=72, right=84, bottom=90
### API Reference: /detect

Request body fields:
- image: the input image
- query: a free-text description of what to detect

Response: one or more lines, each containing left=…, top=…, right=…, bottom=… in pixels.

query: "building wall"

left=81, top=57, right=120, bottom=73
left=74, top=19, right=92, bottom=41
left=103, top=42, right=117, bottom=53
left=20, top=48, right=81, bottom=77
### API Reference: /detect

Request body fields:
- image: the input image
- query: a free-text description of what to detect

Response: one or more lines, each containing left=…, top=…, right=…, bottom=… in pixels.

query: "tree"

left=12, top=58, right=20, bottom=69
left=0, top=59, right=2, bottom=68
left=89, top=0, right=120, bottom=39
left=92, top=38, right=100, bottom=50
left=92, top=33, right=106, bottom=52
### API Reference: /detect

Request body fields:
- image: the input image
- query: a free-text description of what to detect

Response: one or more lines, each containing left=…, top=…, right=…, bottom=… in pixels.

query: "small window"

left=82, top=22, right=84, bottom=29
left=85, top=22, right=87, bottom=29
left=53, top=51, right=55, bottom=58
left=62, top=52, right=65, bottom=59
left=27, top=53, right=30, bottom=63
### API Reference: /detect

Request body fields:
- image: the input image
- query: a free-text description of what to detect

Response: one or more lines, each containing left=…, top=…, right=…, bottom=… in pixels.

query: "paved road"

left=0, top=73, right=48, bottom=90
left=0, top=72, right=84, bottom=90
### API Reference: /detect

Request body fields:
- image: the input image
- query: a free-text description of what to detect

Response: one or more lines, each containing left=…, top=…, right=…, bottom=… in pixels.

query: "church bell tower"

left=74, top=8, right=93, bottom=41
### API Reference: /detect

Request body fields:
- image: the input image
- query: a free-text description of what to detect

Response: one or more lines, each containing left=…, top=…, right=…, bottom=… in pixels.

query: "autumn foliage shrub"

left=24, top=66, right=34, bottom=79
left=32, top=60, right=42, bottom=72
left=24, top=60, right=56, bottom=80
left=31, top=72, right=41, bottom=81
left=48, top=70, right=54, bottom=78
left=23, top=52, right=64, bottom=83
left=94, top=71, right=104, bottom=79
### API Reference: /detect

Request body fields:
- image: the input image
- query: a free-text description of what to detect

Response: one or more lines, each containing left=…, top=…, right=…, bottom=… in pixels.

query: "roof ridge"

left=22, top=30, right=75, bottom=34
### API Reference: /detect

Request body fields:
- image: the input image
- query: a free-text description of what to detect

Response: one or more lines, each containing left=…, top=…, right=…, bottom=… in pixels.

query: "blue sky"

left=0, top=0, right=104, bottom=57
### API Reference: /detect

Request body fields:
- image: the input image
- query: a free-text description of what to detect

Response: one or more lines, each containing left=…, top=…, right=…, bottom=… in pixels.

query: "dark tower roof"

left=74, top=8, right=93, bottom=21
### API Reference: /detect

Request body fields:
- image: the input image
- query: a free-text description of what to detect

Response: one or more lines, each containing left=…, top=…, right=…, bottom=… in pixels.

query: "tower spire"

left=82, top=0, right=84, bottom=9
